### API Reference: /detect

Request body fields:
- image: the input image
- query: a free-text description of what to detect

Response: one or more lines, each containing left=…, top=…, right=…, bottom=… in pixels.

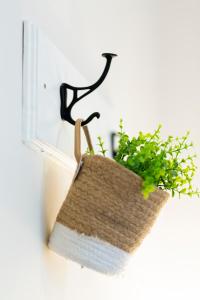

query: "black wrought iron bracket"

left=60, top=53, right=117, bottom=126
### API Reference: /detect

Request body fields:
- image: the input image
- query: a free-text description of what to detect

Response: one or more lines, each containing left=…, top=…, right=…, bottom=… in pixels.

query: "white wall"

left=0, top=0, right=200, bottom=299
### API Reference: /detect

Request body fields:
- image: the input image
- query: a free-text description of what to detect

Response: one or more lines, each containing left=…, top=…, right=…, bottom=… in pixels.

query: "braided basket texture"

left=49, top=154, right=169, bottom=275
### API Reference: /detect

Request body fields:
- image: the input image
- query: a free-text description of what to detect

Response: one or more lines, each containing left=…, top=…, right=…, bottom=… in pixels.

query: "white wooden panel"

left=22, top=21, right=113, bottom=166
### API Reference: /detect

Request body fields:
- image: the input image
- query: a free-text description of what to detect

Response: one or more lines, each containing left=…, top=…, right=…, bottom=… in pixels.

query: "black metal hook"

left=60, top=53, right=117, bottom=126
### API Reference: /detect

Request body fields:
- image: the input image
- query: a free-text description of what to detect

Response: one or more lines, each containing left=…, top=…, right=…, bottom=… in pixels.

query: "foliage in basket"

left=93, top=120, right=199, bottom=199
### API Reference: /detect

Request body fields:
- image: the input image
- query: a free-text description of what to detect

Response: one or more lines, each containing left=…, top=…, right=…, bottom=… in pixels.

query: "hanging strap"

left=74, top=119, right=94, bottom=164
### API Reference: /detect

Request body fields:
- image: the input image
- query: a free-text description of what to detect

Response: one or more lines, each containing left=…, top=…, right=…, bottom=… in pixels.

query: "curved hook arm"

left=60, top=53, right=117, bottom=126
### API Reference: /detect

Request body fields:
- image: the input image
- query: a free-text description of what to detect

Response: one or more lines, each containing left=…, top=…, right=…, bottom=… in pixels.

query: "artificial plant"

left=93, top=120, right=199, bottom=199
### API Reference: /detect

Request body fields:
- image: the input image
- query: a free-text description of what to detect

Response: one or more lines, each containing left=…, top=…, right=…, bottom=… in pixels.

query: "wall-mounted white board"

left=22, top=21, right=113, bottom=167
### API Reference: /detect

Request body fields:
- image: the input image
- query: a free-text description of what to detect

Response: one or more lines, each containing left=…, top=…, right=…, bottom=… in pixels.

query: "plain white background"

left=0, top=1, right=200, bottom=299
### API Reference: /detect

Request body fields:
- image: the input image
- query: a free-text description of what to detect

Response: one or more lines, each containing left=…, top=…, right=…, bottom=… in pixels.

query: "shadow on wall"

left=43, top=157, right=75, bottom=242
left=41, top=157, right=76, bottom=294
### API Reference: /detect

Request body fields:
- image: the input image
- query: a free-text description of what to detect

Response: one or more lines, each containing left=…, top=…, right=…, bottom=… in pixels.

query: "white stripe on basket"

left=48, top=222, right=130, bottom=275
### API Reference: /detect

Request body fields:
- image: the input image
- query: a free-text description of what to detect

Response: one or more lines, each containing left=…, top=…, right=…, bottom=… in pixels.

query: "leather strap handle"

left=74, top=119, right=94, bottom=164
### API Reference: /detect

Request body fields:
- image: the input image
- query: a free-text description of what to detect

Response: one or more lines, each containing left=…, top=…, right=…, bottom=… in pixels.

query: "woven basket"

left=48, top=119, right=169, bottom=275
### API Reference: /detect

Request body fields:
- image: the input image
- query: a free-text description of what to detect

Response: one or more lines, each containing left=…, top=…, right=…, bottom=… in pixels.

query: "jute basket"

left=48, top=119, right=169, bottom=275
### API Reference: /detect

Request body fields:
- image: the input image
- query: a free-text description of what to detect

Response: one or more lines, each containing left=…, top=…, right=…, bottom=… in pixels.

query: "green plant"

left=93, top=119, right=199, bottom=199
left=86, top=136, right=107, bottom=156
left=97, top=136, right=107, bottom=156
left=114, top=119, right=199, bottom=199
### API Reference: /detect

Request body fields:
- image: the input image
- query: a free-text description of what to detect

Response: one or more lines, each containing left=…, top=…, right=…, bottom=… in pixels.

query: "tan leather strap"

left=74, top=119, right=94, bottom=164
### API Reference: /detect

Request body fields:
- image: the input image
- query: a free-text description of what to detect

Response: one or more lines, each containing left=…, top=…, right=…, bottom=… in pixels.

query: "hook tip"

left=82, top=112, right=100, bottom=126
left=96, top=112, right=100, bottom=118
